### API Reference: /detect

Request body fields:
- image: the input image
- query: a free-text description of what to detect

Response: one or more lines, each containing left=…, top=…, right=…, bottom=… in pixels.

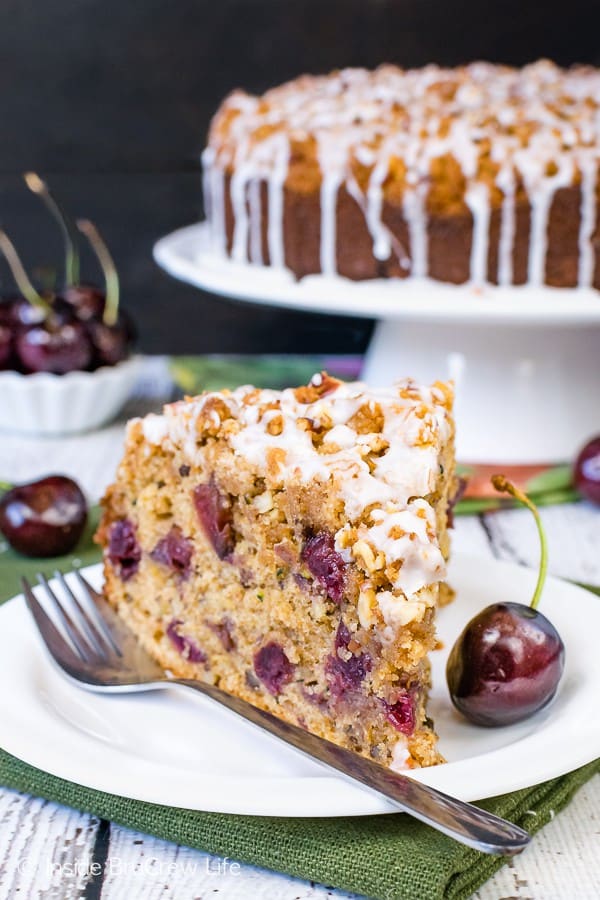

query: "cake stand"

left=154, top=222, right=600, bottom=464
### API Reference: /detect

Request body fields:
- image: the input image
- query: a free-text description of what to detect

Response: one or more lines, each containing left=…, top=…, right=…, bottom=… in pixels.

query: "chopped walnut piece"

left=266, top=413, right=284, bottom=436
left=266, top=447, right=287, bottom=479
left=241, top=388, right=261, bottom=406
left=347, top=402, right=384, bottom=434
left=357, top=585, right=377, bottom=628
left=196, top=397, right=233, bottom=437
left=293, top=371, right=342, bottom=404
left=353, top=539, right=385, bottom=573
left=432, top=380, right=454, bottom=410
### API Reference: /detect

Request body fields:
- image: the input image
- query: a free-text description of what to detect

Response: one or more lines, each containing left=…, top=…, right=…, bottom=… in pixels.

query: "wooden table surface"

left=0, top=358, right=598, bottom=900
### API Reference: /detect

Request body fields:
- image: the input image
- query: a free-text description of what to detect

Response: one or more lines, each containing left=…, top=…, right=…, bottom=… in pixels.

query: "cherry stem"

left=491, top=474, right=548, bottom=610
left=24, top=172, right=80, bottom=287
left=0, top=231, right=52, bottom=317
left=76, top=220, right=119, bottom=326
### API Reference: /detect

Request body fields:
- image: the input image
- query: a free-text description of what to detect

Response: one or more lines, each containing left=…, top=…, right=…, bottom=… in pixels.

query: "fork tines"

left=22, top=571, right=119, bottom=664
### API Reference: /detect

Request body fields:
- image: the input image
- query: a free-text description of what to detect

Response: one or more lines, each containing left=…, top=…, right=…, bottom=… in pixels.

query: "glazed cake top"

left=139, top=374, right=454, bottom=623
left=208, top=60, right=600, bottom=190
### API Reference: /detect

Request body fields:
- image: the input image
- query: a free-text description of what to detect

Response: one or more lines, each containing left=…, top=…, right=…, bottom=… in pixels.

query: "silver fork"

left=22, top=571, right=530, bottom=856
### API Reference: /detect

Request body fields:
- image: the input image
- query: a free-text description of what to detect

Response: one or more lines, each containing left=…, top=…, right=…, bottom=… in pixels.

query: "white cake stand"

left=154, top=222, right=600, bottom=463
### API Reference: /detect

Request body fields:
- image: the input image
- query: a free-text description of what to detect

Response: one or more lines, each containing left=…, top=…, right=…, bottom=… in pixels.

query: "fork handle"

left=171, top=678, right=530, bottom=855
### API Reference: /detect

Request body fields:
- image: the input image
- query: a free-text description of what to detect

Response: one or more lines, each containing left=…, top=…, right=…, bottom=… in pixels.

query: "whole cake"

left=202, top=60, right=600, bottom=288
left=97, top=373, right=456, bottom=769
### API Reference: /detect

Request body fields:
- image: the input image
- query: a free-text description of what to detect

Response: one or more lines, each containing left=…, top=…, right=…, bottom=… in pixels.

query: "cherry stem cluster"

left=77, top=220, right=119, bottom=327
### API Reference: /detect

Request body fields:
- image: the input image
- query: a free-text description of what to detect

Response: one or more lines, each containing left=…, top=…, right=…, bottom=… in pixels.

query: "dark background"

left=0, top=0, right=597, bottom=353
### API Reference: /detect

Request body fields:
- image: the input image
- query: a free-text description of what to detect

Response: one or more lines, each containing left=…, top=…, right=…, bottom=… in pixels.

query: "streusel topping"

left=141, top=374, right=453, bottom=618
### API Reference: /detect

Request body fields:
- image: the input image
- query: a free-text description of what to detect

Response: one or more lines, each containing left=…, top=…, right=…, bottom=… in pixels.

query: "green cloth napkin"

left=0, top=513, right=598, bottom=900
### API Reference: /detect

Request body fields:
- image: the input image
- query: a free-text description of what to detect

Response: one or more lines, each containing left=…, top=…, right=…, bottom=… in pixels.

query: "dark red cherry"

left=151, top=525, right=193, bottom=579
left=76, top=219, right=135, bottom=367
left=166, top=619, right=206, bottom=664
left=384, top=691, right=416, bottom=735
left=193, top=479, right=234, bottom=559
left=16, top=315, right=92, bottom=374
left=108, top=518, right=141, bottom=580
left=61, top=284, right=106, bottom=322
left=325, top=620, right=371, bottom=698
left=86, top=314, right=131, bottom=368
left=254, top=642, right=294, bottom=695
left=446, top=475, right=565, bottom=727
left=0, top=323, right=13, bottom=369
left=0, top=297, right=18, bottom=327
left=0, top=475, right=87, bottom=557
left=301, top=531, right=346, bottom=604
left=574, top=436, right=600, bottom=506
left=446, top=602, right=565, bottom=726
left=9, top=295, right=49, bottom=330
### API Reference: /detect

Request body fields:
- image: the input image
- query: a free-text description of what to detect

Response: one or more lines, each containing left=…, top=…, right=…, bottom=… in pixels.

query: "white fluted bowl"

left=0, top=356, right=142, bottom=436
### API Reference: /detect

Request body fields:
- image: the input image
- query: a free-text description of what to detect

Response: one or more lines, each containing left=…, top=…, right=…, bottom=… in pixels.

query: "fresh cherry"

left=16, top=315, right=92, bottom=374
left=574, top=436, right=600, bottom=506
left=446, top=475, right=565, bottom=727
left=9, top=295, right=51, bottom=330
left=24, top=174, right=134, bottom=368
left=86, top=314, right=131, bottom=368
left=0, top=299, right=18, bottom=369
left=0, top=323, right=13, bottom=369
left=25, top=174, right=105, bottom=323
left=0, top=230, right=93, bottom=374
left=77, top=219, right=133, bottom=367
left=0, top=475, right=87, bottom=557
left=61, top=284, right=106, bottom=322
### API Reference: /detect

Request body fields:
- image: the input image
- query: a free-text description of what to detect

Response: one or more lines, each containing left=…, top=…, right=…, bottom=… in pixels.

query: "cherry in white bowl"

left=0, top=178, right=140, bottom=435
left=0, top=356, right=141, bottom=436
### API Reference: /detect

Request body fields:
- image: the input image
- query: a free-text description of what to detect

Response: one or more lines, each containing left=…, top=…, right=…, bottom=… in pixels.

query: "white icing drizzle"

left=319, top=169, right=341, bottom=275
left=141, top=376, right=453, bottom=621
left=317, top=134, right=346, bottom=275
left=203, top=60, right=600, bottom=286
left=248, top=178, right=263, bottom=265
left=267, top=133, right=289, bottom=268
left=496, top=166, right=516, bottom=285
left=366, top=158, right=393, bottom=261
left=230, top=144, right=253, bottom=263
left=402, top=183, right=429, bottom=278
left=203, top=150, right=226, bottom=256
left=523, top=158, right=575, bottom=285
left=578, top=152, right=598, bottom=287
left=465, top=182, right=491, bottom=285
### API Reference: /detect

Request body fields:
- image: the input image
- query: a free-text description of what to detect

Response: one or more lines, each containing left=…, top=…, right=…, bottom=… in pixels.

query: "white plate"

left=1, top=554, right=599, bottom=817
left=154, top=223, right=600, bottom=326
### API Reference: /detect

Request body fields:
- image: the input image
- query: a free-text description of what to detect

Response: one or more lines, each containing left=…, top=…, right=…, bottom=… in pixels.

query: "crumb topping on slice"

left=140, top=373, right=453, bottom=621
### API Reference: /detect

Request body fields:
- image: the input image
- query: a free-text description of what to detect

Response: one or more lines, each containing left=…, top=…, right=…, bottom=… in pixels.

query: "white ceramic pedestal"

left=154, top=223, right=600, bottom=464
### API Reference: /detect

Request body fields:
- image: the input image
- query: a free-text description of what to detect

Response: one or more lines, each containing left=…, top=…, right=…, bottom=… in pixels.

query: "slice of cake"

left=97, top=373, right=456, bottom=769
